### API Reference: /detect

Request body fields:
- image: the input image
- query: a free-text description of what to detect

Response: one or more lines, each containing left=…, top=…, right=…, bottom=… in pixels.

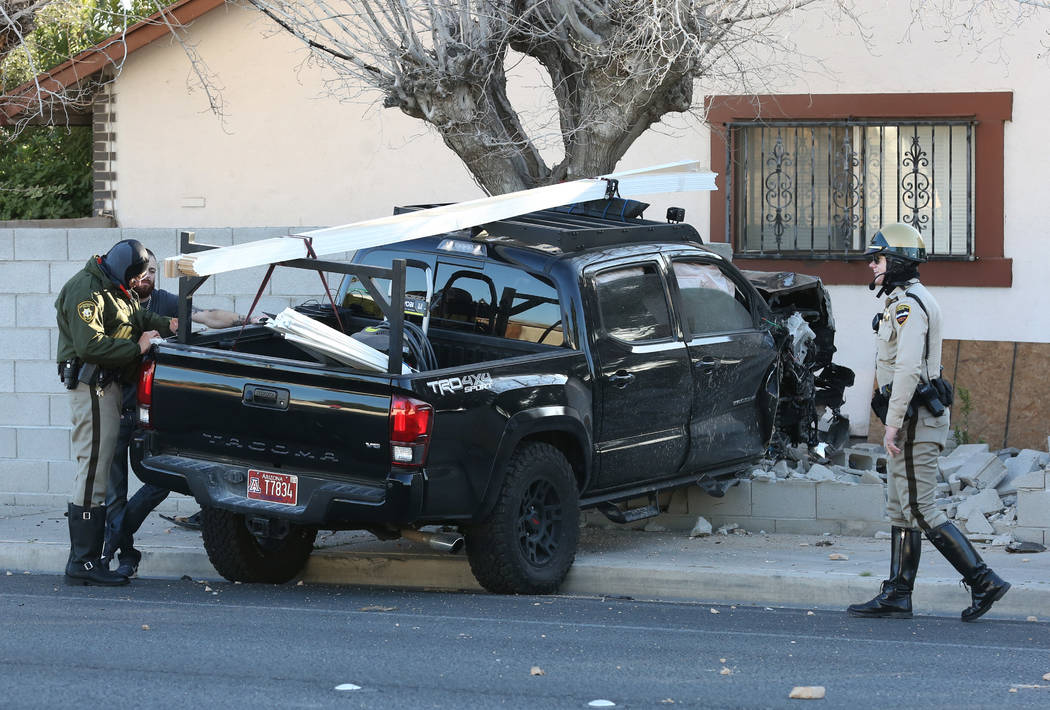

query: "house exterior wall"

left=6, top=0, right=1041, bottom=499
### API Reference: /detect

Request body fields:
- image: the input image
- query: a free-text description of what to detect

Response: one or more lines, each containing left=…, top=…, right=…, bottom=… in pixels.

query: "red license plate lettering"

left=247, top=469, right=298, bottom=505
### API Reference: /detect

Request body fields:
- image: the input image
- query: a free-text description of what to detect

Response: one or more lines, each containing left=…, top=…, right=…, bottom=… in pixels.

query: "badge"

left=895, top=303, right=911, bottom=325
left=76, top=301, right=97, bottom=323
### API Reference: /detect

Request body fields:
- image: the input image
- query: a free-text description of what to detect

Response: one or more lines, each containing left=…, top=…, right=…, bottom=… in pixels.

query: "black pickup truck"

left=131, top=200, right=852, bottom=594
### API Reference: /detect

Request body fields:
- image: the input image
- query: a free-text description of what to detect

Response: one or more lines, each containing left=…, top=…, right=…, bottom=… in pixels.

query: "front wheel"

left=465, top=442, right=579, bottom=594
left=199, top=506, right=317, bottom=584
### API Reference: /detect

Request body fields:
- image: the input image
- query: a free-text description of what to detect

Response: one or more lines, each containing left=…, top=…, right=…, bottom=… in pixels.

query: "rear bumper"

left=130, top=432, right=424, bottom=526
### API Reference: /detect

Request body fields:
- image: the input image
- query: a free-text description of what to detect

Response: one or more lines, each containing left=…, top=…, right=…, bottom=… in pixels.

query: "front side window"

left=729, top=121, right=975, bottom=259
left=594, top=263, right=672, bottom=343
left=672, top=261, right=753, bottom=336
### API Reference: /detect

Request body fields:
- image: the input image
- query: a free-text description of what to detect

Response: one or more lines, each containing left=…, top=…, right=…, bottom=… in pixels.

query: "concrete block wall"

left=587, top=479, right=890, bottom=537
left=0, top=225, right=334, bottom=508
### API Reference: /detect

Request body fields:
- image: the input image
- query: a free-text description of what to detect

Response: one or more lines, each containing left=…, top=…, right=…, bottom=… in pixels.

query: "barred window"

left=728, top=121, right=975, bottom=259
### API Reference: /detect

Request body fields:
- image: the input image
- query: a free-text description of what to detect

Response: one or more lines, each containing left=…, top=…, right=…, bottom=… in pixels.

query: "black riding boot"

left=65, top=504, right=130, bottom=586
left=847, top=526, right=921, bottom=618
left=926, top=522, right=1010, bottom=622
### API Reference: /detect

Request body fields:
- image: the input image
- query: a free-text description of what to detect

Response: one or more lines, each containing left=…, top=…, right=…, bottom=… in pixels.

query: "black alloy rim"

left=517, top=479, right=562, bottom=566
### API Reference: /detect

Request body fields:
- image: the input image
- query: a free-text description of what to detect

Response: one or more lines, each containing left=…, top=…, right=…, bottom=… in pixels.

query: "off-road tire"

left=465, top=442, right=579, bottom=594
left=199, top=506, right=317, bottom=584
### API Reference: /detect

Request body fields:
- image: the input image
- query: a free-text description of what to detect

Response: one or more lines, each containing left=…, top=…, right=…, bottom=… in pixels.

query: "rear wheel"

left=199, top=506, right=317, bottom=584
left=465, top=442, right=579, bottom=594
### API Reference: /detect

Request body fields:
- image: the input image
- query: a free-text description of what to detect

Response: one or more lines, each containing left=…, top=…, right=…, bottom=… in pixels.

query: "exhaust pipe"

left=401, top=528, right=464, bottom=554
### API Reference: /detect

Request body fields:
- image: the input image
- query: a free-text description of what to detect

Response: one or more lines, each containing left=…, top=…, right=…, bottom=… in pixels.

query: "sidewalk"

left=1, top=504, right=1047, bottom=620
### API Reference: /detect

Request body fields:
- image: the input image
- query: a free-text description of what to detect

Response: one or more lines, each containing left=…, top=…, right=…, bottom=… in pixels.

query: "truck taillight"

left=389, top=394, right=432, bottom=468
left=137, top=359, right=155, bottom=429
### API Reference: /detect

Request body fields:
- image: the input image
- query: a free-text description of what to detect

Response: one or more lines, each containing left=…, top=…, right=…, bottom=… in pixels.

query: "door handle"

left=608, top=370, right=635, bottom=388
left=696, top=356, right=719, bottom=372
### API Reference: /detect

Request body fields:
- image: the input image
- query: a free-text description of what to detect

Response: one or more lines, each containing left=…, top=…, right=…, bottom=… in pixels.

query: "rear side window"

left=342, top=249, right=432, bottom=317
left=434, top=262, right=564, bottom=345
left=594, top=263, right=672, bottom=343
left=672, top=261, right=754, bottom=336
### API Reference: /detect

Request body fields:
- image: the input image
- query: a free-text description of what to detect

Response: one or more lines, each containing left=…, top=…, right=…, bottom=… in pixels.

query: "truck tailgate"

left=146, top=344, right=394, bottom=485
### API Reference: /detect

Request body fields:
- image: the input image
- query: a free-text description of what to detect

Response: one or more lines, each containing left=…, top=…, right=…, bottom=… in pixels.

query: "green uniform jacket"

left=55, top=257, right=174, bottom=379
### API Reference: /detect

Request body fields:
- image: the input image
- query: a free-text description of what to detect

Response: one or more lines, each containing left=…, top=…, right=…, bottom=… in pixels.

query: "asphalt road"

left=1, top=575, right=1048, bottom=709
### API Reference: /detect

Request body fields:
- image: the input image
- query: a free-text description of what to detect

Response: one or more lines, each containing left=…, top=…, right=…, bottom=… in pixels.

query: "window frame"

left=666, top=255, right=758, bottom=339
left=705, top=93, right=1013, bottom=287
left=591, top=260, right=677, bottom=345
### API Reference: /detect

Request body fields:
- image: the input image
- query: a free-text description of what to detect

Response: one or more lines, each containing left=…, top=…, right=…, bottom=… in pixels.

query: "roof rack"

left=395, top=200, right=704, bottom=253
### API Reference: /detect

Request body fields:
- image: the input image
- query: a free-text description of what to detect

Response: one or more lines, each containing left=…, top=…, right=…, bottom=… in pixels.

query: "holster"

left=59, top=359, right=82, bottom=390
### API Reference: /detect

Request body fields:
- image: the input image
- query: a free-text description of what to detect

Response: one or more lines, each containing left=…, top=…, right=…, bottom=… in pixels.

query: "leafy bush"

left=0, top=126, right=93, bottom=220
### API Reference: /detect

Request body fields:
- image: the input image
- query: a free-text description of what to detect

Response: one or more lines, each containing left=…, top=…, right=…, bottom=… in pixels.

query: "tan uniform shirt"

left=875, top=279, right=943, bottom=429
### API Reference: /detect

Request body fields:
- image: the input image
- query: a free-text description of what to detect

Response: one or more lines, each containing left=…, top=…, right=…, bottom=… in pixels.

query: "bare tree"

left=242, top=1, right=872, bottom=194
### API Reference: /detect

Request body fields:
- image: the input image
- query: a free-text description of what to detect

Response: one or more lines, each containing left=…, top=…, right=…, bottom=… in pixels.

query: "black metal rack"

left=175, top=231, right=408, bottom=375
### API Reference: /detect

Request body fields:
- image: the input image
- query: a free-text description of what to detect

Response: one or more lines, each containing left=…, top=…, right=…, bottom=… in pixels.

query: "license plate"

left=246, top=469, right=298, bottom=506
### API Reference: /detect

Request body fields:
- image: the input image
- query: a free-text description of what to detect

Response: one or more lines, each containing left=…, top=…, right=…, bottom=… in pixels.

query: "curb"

left=3, top=538, right=1047, bottom=620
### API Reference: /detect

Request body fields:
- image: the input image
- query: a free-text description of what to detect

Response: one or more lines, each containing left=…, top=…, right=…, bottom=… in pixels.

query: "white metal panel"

left=166, top=161, right=717, bottom=277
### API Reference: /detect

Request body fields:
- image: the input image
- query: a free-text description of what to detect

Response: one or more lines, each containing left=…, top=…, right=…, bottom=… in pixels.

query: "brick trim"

left=91, top=86, right=116, bottom=217
left=705, top=93, right=1013, bottom=287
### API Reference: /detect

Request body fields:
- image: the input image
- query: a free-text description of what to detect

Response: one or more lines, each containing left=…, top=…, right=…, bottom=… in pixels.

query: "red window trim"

left=705, top=93, right=1013, bottom=287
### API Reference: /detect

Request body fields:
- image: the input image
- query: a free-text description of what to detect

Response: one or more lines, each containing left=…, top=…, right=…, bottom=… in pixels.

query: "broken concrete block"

left=689, top=517, right=713, bottom=537
left=860, top=471, right=884, bottom=485
left=1015, top=470, right=1047, bottom=491
left=938, top=456, right=967, bottom=480
left=955, top=452, right=1007, bottom=491
left=998, top=450, right=1044, bottom=495
left=817, top=482, right=885, bottom=522
left=997, top=447, right=1020, bottom=461
left=946, top=443, right=990, bottom=461
left=965, top=514, right=995, bottom=535
left=716, top=523, right=739, bottom=535
left=955, top=488, right=1003, bottom=520
left=806, top=464, right=837, bottom=482
left=1017, top=489, right=1050, bottom=528
left=845, top=444, right=887, bottom=472
left=949, top=475, right=963, bottom=496
left=773, top=459, right=793, bottom=478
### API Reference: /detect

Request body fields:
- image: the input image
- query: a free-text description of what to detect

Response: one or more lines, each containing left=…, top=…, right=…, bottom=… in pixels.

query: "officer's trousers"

left=69, top=380, right=121, bottom=507
left=886, top=409, right=951, bottom=532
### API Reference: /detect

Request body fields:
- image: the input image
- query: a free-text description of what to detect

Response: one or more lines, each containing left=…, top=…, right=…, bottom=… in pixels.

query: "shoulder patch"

left=76, top=301, right=97, bottom=323
left=894, top=303, right=911, bottom=325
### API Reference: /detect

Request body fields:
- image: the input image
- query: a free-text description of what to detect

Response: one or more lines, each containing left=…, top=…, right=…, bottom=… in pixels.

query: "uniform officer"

left=102, top=249, right=259, bottom=577
left=55, top=240, right=176, bottom=585
left=847, top=223, right=1009, bottom=622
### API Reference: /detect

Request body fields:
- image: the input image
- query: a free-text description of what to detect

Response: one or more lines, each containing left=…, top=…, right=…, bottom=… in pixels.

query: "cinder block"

left=67, top=228, right=123, bottom=261
left=999, top=450, right=1043, bottom=495
left=1012, top=527, right=1046, bottom=546
left=48, top=460, right=75, bottom=493
left=0, top=295, right=14, bottom=327
left=213, top=264, right=276, bottom=297
left=49, top=261, right=82, bottom=293
left=774, top=518, right=841, bottom=535
left=958, top=453, right=1008, bottom=490
left=1017, top=489, right=1050, bottom=528
left=0, top=459, right=48, bottom=492
left=270, top=267, right=329, bottom=297
left=14, top=229, right=68, bottom=261
left=946, top=443, right=990, bottom=462
left=17, top=426, right=70, bottom=460
left=14, top=294, right=59, bottom=328
left=687, top=480, right=752, bottom=517
left=180, top=228, right=233, bottom=247
left=0, top=229, right=12, bottom=260
left=1014, top=470, right=1046, bottom=491
left=817, top=481, right=886, bottom=522
left=191, top=295, right=235, bottom=313
left=49, top=394, right=69, bottom=426
left=14, top=360, right=63, bottom=394
left=0, top=359, right=12, bottom=392
left=845, top=445, right=887, bottom=473
left=0, top=328, right=50, bottom=360
left=119, top=228, right=178, bottom=259
left=752, top=479, right=816, bottom=519
left=0, top=426, right=15, bottom=457
left=234, top=295, right=293, bottom=317
left=0, top=394, right=49, bottom=425
left=232, top=227, right=294, bottom=244
left=0, top=261, right=50, bottom=293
